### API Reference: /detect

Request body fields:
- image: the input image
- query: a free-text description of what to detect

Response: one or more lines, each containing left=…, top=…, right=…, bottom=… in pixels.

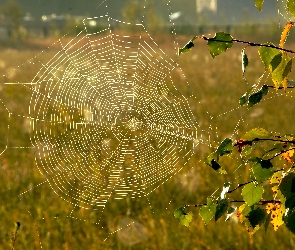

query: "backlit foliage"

left=175, top=1, right=295, bottom=236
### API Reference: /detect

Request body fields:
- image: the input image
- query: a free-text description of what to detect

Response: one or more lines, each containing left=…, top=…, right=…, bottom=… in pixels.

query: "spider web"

left=28, top=14, right=199, bottom=209
left=1, top=0, right=294, bottom=248
left=0, top=1, right=204, bottom=247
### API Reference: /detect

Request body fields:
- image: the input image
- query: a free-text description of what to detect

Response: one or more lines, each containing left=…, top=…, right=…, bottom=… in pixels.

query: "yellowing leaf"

left=271, top=186, right=285, bottom=203
left=265, top=203, right=285, bottom=231
left=269, top=171, right=283, bottom=185
left=280, top=22, right=295, bottom=48
left=258, top=44, right=293, bottom=90
left=271, top=186, right=280, bottom=197
left=237, top=203, right=247, bottom=222
left=255, top=0, right=264, bottom=11
left=281, top=148, right=294, bottom=163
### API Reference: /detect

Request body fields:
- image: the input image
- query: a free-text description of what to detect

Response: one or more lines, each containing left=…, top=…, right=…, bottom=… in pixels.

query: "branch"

left=227, top=181, right=253, bottom=193
left=10, top=222, right=20, bottom=250
left=274, top=164, right=295, bottom=173
left=234, top=138, right=295, bottom=147
left=198, top=35, right=295, bottom=54
left=190, top=199, right=281, bottom=207
left=268, top=147, right=295, bottom=161
left=267, top=85, right=295, bottom=89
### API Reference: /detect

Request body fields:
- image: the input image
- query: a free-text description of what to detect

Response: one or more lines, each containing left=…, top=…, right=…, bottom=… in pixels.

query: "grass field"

left=1, top=29, right=295, bottom=250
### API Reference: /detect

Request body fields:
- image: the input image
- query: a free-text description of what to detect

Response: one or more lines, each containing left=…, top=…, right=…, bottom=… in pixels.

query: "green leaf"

left=216, top=138, right=233, bottom=159
left=258, top=44, right=281, bottom=69
left=287, top=0, right=295, bottom=18
left=174, top=207, right=193, bottom=227
left=242, top=183, right=264, bottom=206
left=248, top=85, right=268, bottom=107
left=242, top=49, right=249, bottom=75
left=270, top=53, right=293, bottom=89
left=279, top=172, right=295, bottom=197
left=281, top=134, right=295, bottom=141
left=248, top=157, right=261, bottom=162
left=270, top=53, right=282, bottom=71
left=239, top=94, right=248, bottom=106
left=207, top=32, right=233, bottom=58
left=255, top=0, right=264, bottom=11
left=248, top=208, right=267, bottom=228
left=205, top=152, right=227, bottom=174
left=286, top=196, right=295, bottom=210
left=284, top=210, right=295, bottom=234
left=179, top=39, right=195, bottom=55
left=260, top=159, right=273, bottom=169
left=263, top=143, right=284, bottom=158
left=252, top=160, right=273, bottom=182
left=279, top=172, right=295, bottom=209
left=241, top=128, right=271, bottom=141
left=241, top=145, right=252, bottom=156
left=215, top=198, right=228, bottom=221
left=239, top=87, right=253, bottom=106
left=211, top=159, right=227, bottom=174
left=260, top=84, right=269, bottom=96
left=199, top=197, right=217, bottom=224
left=248, top=91, right=263, bottom=108
left=238, top=204, right=260, bottom=235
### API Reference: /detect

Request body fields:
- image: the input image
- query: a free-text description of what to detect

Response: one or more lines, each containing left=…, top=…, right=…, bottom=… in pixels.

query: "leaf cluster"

left=175, top=1, right=295, bottom=236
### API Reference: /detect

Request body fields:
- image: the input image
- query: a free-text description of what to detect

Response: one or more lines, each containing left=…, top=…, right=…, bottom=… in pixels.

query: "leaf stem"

left=227, top=181, right=253, bottom=193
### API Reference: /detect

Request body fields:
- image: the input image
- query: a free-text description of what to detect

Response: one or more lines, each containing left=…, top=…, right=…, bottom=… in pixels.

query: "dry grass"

left=0, top=32, right=295, bottom=249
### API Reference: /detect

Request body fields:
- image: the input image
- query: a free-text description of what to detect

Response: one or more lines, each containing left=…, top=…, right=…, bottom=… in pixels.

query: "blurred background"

left=0, top=0, right=283, bottom=41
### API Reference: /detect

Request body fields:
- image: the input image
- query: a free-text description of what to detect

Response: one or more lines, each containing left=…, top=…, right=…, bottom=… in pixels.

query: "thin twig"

left=267, top=147, right=295, bottom=161
left=274, top=164, right=295, bottom=173
left=234, top=138, right=295, bottom=146
left=11, top=222, right=20, bottom=250
left=267, top=85, right=295, bottom=89
left=198, top=35, right=295, bottom=54
left=189, top=199, right=281, bottom=207
left=227, top=181, right=253, bottom=193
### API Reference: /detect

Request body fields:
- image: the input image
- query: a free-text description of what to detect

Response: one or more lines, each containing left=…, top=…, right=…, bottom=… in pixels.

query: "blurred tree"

left=1, top=0, right=23, bottom=39
left=121, top=0, right=163, bottom=33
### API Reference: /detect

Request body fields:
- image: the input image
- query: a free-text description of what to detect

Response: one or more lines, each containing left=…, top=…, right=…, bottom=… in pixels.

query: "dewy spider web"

left=28, top=14, right=199, bottom=210
left=0, top=0, right=208, bottom=246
